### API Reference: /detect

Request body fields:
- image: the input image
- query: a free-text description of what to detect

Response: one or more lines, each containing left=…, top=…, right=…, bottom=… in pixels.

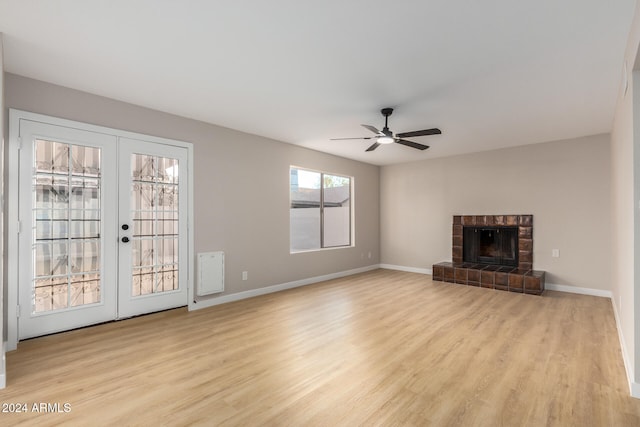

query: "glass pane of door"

left=32, top=140, right=102, bottom=313
left=130, top=154, right=179, bottom=297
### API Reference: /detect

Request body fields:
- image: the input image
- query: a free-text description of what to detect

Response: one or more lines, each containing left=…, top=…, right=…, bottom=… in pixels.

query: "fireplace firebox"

left=463, top=226, right=518, bottom=267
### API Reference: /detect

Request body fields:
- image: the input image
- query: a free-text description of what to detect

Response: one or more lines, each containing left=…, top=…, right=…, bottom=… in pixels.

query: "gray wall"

left=611, top=0, right=640, bottom=390
left=4, top=73, right=380, bottom=302
left=611, top=66, right=636, bottom=384
left=380, top=134, right=611, bottom=291
left=0, top=33, right=5, bottom=387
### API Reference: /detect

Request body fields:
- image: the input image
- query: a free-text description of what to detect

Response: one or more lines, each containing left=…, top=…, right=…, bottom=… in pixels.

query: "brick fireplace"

left=432, top=215, right=545, bottom=295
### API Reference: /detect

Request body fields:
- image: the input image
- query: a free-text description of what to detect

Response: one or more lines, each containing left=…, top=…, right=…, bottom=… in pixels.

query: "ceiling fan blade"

left=365, top=142, right=381, bottom=152
left=396, top=128, right=442, bottom=138
left=330, top=136, right=374, bottom=141
left=395, top=139, right=430, bottom=150
left=361, top=124, right=381, bottom=135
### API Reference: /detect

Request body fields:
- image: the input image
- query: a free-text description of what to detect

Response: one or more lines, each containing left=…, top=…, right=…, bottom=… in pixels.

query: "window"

left=290, top=167, right=352, bottom=252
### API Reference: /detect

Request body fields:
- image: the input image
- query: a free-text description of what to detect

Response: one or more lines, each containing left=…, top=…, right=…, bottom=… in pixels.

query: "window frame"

left=289, top=166, right=353, bottom=253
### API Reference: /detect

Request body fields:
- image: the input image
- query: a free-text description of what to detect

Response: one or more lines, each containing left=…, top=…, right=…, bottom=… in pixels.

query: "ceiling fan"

left=331, top=108, right=441, bottom=152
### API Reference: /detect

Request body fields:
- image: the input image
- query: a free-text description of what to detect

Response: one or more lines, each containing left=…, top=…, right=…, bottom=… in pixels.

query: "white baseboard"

left=0, top=342, right=5, bottom=389
left=611, top=296, right=640, bottom=398
left=378, top=265, right=617, bottom=301
left=545, top=283, right=612, bottom=298
left=377, top=265, right=616, bottom=302
left=192, top=264, right=615, bottom=312
left=632, top=382, right=640, bottom=399
left=379, top=264, right=432, bottom=275
left=189, top=264, right=380, bottom=311
left=379, top=264, right=614, bottom=299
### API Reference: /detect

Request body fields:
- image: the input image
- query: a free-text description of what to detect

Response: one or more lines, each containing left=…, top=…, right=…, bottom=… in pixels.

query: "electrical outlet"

left=552, top=249, right=560, bottom=258
left=242, top=271, right=248, bottom=281
left=368, top=251, right=372, bottom=259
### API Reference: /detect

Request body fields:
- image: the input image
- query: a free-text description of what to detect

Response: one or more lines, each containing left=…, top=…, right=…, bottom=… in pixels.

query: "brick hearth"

left=432, top=215, right=545, bottom=295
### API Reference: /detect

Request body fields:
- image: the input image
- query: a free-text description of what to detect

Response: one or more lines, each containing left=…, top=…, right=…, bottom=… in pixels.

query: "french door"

left=117, top=138, right=188, bottom=318
left=16, top=119, right=189, bottom=340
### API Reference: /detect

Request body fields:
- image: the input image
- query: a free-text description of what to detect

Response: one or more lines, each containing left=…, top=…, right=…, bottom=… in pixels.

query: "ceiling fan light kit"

left=331, top=107, right=441, bottom=152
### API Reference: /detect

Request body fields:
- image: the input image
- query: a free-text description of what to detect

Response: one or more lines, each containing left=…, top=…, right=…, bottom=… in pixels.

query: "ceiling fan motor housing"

left=381, top=107, right=394, bottom=117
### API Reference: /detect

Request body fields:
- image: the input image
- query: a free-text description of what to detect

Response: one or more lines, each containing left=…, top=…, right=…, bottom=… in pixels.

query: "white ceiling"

left=0, top=1, right=636, bottom=166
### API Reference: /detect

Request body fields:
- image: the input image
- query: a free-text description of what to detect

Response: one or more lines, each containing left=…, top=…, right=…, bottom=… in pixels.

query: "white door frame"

left=7, top=109, right=195, bottom=351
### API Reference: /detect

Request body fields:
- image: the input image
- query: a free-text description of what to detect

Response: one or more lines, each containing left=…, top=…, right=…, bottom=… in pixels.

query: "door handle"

left=122, top=224, right=129, bottom=230
left=121, top=236, right=130, bottom=243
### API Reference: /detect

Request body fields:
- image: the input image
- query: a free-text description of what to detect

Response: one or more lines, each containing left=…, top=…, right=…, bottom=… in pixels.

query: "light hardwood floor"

left=1, top=269, right=639, bottom=426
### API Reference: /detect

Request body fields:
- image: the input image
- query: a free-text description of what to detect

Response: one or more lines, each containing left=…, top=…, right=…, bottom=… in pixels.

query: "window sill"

left=290, top=244, right=354, bottom=255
